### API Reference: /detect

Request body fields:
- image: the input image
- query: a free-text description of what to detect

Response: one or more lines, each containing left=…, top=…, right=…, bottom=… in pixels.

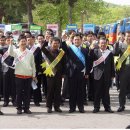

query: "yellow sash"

left=116, top=45, right=130, bottom=71
left=82, top=43, right=87, bottom=49
left=41, top=49, right=65, bottom=77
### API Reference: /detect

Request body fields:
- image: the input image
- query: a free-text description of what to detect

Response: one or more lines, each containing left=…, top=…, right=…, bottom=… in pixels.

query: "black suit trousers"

left=94, top=73, right=110, bottom=109
left=3, top=68, right=16, bottom=103
left=119, top=67, right=130, bottom=107
left=46, top=75, right=62, bottom=109
left=15, top=77, right=32, bottom=110
left=69, top=71, right=84, bottom=110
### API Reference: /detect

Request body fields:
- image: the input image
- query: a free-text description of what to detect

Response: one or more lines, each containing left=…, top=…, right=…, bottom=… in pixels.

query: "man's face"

left=87, top=34, right=93, bottom=43
left=45, top=34, right=51, bottom=42
left=6, top=38, right=10, bottom=45
left=73, top=36, right=82, bottom=47
left=99, top=39, right=107, bottom=50
left=51, top=40, right=60, bottom=50
left=0, top=38, right=6, bottom=46
left=26, top=37, right=32, bottom=45
left=82, top=36, right=87, bottom=42
left=118, top=34, right=125, bottom=42
left=125, top=33, right=130, bottom=45
left=37, top=36, right=44, bottom=44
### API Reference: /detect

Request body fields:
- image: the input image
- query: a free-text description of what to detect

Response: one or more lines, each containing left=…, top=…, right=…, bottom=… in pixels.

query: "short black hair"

left=26, top=35, right=32, bottom=39
left=68, top=30, right=76, bottom=36
left=0, top=35, right=6, bottom=39
left=97, top=32, right=106, bottom=39
left=18, top=34, right=26, bottom=42
left=5, top=31, right=12, bottom=37
left=51, top=37, right=61, bottom=43
left=37, top=34, right=44, bottom=39
left=84, top=31, right=94, bottom=36
left=24, top=31, right=31, bottom=35
left=46, top=29, right=53, bottom=33
left=5, top=35, right=13, bottom=39
left=73, top=33, right=82, bottom=39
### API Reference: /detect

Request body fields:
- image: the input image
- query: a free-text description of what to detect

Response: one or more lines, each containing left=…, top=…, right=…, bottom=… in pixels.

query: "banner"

left=30, top=25, right=42, bottom=37
left=11, top=24, right=22, bottom=43
left=66, top=24, right=78, bottom=33
left=83, top=24, right=95, bottom=33
left=0, top=24, right=5, bottom=32
left=47, top=24, right=59, bottom=37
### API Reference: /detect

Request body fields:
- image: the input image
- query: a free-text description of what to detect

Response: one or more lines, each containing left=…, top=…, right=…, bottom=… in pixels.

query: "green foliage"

left=1, top=0, right=130, bottom=31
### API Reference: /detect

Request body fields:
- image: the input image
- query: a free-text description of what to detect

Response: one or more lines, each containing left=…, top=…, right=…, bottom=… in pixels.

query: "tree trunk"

left=58, top=19, right=62, bottom=38
left=0, top=8, right=5, bottom=24
left=68, top=5, right=72, bottom=24
left=58, top=11, right=63, bottom=38
left=26, top=0, right=33, bottom=25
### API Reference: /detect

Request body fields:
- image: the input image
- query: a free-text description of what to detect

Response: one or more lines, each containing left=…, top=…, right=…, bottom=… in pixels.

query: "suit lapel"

left=97, top=49, right=102, bottom=58
left=81, top=47, right=86, bottom=57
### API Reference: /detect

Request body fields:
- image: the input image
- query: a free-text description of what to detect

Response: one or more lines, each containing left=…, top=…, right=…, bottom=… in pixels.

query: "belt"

left=15, top=74, right=32, bottom=79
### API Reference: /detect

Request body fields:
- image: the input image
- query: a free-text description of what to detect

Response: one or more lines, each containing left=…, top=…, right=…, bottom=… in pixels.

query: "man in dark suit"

left=62, top=33, right=89, bottom=113
left=36, top=34, right=48, bottom=98
left=26, top=35, right=43, bottom=106
left=90, top=37, right=115, bottom=113
left=0, top=36, right=16, bottom=107
left=41, top=37, right=65, bottom=113
left=0, top=36, right=4, bottom=115
left=113, top=31, right=130, bottom=112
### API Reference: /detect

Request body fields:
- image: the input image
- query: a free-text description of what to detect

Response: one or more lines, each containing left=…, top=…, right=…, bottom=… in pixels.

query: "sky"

left=103, top=0, right=130, bottom=5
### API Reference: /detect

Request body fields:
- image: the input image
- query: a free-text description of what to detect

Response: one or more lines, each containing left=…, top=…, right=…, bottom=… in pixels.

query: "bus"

left=109, top=23, right=117, bottom=44
left=103, top=24, right=110, bottom=39
left=124, top=17, right=130, bottom=32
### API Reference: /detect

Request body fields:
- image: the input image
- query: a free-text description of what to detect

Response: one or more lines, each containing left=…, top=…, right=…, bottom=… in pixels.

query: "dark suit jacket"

left=33, top=47, right=43, bottom=76
left=90, top=49, right=115, bottom=87
left=112, top=42, right=129, bottom=70
left=0, top=46, right=14, bottom=67
left=62, top=41, right=90, bottom=77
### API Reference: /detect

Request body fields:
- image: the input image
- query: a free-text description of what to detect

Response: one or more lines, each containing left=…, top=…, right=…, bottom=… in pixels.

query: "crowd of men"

left=0, top=28, right=130, bottom=115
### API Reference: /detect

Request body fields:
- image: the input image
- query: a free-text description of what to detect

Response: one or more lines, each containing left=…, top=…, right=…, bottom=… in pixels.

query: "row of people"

left=0, top=30, right=130, bottom=115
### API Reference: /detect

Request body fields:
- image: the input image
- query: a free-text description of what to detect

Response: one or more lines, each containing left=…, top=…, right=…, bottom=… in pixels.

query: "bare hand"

left=62, top=34, right=68, bottom=41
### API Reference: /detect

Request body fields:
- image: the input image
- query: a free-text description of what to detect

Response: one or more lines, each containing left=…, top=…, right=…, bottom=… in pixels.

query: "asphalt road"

left=0, top=86, right=130, bottom=129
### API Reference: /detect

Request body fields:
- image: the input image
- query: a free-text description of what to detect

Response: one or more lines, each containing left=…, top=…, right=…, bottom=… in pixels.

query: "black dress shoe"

left=47, top=108, right=52, bottom=113
left=93, top=108, right=99, bottom=113
left=105, top=108, right=114, bottom=113
left=17, top=110, right=22, bottom=114
left=69, top=109, right=75, bottom=113
left=79, top=109, right=85, bottom=113
left=55, top=108, right=62, bottom=113
left=24, top=109, right=32, bottom=114
left=3, top=102, right=8, bottom=107
left=35, top=102, right=40, bottom=106
left=0, top=111, right=4, bottom=115
left=117, top=106, right=125, bottom=112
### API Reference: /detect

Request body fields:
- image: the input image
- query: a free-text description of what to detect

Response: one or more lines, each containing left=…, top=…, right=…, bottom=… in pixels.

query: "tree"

left=26, top=0, right=33, bottom=24
left=33, top=0, right=68, bottom=36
